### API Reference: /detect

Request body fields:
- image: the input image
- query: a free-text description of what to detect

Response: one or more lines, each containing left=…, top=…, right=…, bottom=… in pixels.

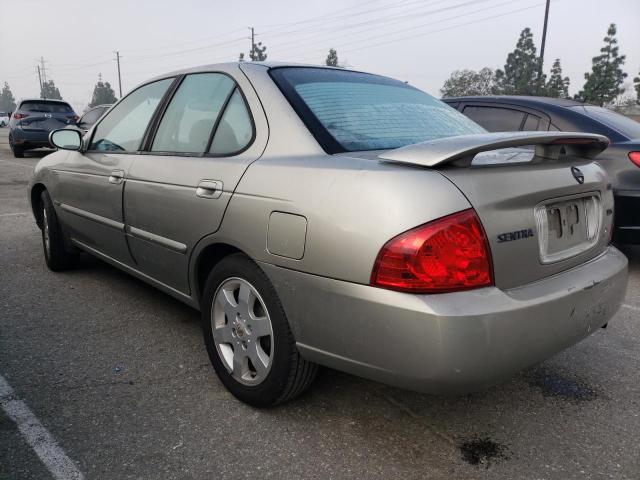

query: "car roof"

left=442, top=95, right=588, bottom=108
left=18, top=98, right=71, bottom=104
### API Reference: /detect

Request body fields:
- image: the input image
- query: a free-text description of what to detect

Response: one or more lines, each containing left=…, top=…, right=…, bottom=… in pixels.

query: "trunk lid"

left=379, top=132, right=615, bottom=289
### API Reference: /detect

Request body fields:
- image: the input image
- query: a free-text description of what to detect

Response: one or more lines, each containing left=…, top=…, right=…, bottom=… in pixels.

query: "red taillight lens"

left=13, top=113, right=28, bottom=120
left=67, top=115, right=79, bottom=122
left=371, top=209, right=493, bottom=293
left=629, top=152, right=640, bottom=167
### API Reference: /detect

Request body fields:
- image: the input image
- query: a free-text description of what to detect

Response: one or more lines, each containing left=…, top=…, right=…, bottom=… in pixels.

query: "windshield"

left=20, top=101, right=74, bottom=114
left=270, top=67, right=485, bottom=153
left=570, top=105, right=640, bottom=140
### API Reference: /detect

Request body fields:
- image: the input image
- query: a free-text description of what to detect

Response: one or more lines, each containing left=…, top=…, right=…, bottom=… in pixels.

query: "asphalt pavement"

left=1, top=127, right=639, bottom=479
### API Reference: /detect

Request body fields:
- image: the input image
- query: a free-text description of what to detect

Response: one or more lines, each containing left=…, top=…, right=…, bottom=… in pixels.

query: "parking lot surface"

left=1, top=127, right=639, bottom=479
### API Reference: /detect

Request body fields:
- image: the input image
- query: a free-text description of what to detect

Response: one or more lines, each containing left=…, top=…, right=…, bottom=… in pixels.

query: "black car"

left=9, top=98, right=78, bottom=157
left=68, top=104, right=112, bottom=134
left=443, top=96, right=640, bottom=244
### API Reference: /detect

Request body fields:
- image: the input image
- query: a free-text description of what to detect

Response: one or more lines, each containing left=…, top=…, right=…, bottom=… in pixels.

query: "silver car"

left=29, top=63, right=628, bottom=406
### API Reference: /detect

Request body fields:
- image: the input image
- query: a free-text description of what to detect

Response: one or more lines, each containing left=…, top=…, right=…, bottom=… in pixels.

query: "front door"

left=123, top=70, right=265, bottom=294
left=54, top=77, right=175, bottom=265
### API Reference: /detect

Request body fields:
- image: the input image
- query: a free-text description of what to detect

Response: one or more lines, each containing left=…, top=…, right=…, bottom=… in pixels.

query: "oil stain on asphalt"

left=459, top=437, right=509, bottom=468
left=526, top=366, right=598, bottom=401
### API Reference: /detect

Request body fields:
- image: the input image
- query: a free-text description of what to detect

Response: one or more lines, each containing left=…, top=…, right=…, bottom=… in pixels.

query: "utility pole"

left=249, top=27, right=255, bottom=60
left=537, top=0, right=551, bottom=93
left=40, top=57, right=47, bottom=83
left=37, top=66, right=44, bottom=99
left=114, top=51, right=122, bottom=98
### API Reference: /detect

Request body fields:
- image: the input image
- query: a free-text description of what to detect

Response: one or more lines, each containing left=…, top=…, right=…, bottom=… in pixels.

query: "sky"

left=0, top=0, right=638, bottom=113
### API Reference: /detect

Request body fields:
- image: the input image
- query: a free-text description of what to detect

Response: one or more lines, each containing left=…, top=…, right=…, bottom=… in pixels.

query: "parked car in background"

left=9, top=99, right=78, bottom=157
left=29, top=63, right=627, bottom=406
left=67, top=104, right=112, bottom=134
left=443, top=96, right=640, bottom=244
left=0, top=111, right=10, bottom=127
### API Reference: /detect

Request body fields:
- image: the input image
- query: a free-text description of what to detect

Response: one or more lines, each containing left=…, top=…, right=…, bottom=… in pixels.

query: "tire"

left=201, top=253, right=317, bottom=406
left=40, top=190, right=77, bottom=271
left=9, top=136, right=24, bottom=158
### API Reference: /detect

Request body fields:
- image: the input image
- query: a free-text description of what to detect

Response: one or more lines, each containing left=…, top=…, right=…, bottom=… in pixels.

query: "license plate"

left=534, top=194, right=602, bottom=263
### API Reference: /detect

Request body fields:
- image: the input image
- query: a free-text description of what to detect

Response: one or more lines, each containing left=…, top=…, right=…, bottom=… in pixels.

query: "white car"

left=0, top=112, right=9, bottom=127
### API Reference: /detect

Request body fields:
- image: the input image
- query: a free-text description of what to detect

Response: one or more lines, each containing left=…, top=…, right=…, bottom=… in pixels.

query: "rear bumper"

left=613, top=190, right=640, bottom=244
left=10, top=128, right=53, bottom=149
left=260, top=246, right=628, bottom=394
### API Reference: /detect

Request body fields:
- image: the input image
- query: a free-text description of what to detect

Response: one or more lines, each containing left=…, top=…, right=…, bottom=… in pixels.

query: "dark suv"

left=9, top=99, right=78, bottom=157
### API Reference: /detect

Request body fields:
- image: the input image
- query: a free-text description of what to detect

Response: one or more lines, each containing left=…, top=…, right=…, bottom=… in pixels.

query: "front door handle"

left=196, top=180, right=223, bottom=199
left=108, top=169, right=125, bottom=184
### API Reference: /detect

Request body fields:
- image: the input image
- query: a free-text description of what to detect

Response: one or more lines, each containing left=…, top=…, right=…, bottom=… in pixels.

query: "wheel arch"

left=30, top=183, right=47, bottom=228
left=192, top=242, right=245, bottom=306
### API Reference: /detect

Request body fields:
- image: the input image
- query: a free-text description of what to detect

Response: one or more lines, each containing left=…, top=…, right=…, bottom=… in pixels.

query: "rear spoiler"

left=378, top=132, right=609, bottom=168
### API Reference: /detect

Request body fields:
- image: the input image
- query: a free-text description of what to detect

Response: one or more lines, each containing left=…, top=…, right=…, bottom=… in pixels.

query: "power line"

left=272, top=0, right=529, bottom=59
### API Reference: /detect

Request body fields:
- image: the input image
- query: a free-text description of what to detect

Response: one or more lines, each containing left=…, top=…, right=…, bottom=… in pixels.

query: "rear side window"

left=20, top=101, right=73, bottom=114
left=80, top=107, right=105, bottom=126
left=571, top=105, right=640, bottom=139
left=271, top=67, right=484, bottom=153
left=90, top=78, right=173, bottom=152
left=209, top=89, right=253, bottom=155
left=522, top=114, right=540, bottom=131
left=462, top=106, right=525, bottom=132
left=152, top=73, right=234, bottom=153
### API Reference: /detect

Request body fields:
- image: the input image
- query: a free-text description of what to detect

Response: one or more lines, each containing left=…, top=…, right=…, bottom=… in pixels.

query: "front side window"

left=270, top=67, right=484, bottom=153
left=463, top=106, right=525, bottom=132
left=90, top=78, right=173, bottom=152
left=152, top=73, right=235, bottom=153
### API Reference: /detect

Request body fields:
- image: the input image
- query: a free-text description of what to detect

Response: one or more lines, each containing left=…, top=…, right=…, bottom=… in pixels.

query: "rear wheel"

left=9, top=135, right=24, bottom=158
left=201, top=253, right=317, bottom=406
left=40, top=190, right=77, bottom=271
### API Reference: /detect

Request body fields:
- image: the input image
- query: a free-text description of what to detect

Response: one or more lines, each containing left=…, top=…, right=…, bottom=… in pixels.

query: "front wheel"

left=202, top=253, right=317, bottom=406
left=40, top=191, right=77, bottom=271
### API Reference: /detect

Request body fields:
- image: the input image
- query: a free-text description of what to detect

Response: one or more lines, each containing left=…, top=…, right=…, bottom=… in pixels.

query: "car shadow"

left=61, top=252, right=637, bottom=473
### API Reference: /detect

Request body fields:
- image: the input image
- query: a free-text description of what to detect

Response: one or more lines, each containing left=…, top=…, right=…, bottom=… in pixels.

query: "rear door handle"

left=196, top=180, right=223, bottom=199
left=108, top=169, right=125, bottom=184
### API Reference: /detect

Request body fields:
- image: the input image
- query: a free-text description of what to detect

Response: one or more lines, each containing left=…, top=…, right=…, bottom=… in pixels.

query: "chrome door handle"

left=108, top=169, right=125, bottom=184
left=196, top=180, right=223, bottom=199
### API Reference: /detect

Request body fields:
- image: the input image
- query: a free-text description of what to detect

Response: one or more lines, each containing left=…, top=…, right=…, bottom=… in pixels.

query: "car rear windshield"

left=570, top=105, right=640, bottom=140
left=20, top=101, right=74, bottom=114
left=270, top=67, right=485, bottom=153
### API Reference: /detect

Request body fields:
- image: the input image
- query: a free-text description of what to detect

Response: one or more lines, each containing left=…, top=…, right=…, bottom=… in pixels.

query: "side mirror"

left=49, top=129, right=82, bottom=151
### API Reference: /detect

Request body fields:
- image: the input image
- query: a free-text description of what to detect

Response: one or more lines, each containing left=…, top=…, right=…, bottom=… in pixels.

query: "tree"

left=238, top=52, right=245, bottom=62
left=634, top=70, right=640, bottom=104
left=325, top=48, right=338, bottom=67
left=440, top=68, right=496, bottom=97
left=88, top=80, right=117, bottom=107
left=0, top=82, right=16, bottom=112
left=545, top=59, right=570, bottom=98
left=494, top=28, right=544, bottom=95
left=40, top=80, right=62, bottom=100
left=576, top=23, right=627, bottom=106
left=249, top=41, right=267, bottom=61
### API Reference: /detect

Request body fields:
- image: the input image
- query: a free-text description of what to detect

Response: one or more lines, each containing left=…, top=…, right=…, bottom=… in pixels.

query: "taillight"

left=13, top=113, right=28, bottom=120
left=371, top=209, right=493, bottom=293
left=67, top=115, right=79, bottom=122
left=629, top=152, right=640, bottom=167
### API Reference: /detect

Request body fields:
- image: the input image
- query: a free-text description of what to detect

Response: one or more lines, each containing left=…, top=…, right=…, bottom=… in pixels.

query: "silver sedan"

left=29, top=63, right=627, bottom=406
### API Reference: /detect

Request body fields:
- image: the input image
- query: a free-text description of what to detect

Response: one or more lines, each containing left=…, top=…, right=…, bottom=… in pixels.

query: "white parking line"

left=622, top=303, right=640, bottom=312
left=0, top=374, right=85, bottom=480
left=0, top=212, right=29, bottom=217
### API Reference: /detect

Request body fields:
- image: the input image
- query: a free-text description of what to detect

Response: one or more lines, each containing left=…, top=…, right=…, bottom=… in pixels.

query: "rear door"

left=19, top=100, right=76, bottom=134
left=123, top=67, right=268, bottom=294
left=53, top=78, right=175, bottom=265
